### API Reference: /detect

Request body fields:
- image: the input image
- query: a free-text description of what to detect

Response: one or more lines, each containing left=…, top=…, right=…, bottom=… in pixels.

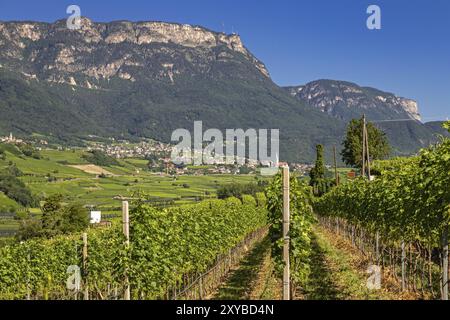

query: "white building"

left=90, top=211, right=102, bottom=224
left=0, top=133, right=23, bottom=144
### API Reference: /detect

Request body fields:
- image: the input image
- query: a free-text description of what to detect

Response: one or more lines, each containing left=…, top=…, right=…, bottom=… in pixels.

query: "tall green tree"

left=309, top=144, right=325, bottom=185
left=341, top=118, right=390, bottom=168
left=309, top=144, right=333, bottom=196
left=60, top=203, right=90, bottom=234
left=21, top=194, right=91, bottom=239
left=41, top=194, right=63, bottom=231
left=42, top=195, right=89, bottom=237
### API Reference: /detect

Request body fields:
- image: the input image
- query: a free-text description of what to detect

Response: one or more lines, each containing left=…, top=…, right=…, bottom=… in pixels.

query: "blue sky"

left=0, top=0, right=449, bottom=121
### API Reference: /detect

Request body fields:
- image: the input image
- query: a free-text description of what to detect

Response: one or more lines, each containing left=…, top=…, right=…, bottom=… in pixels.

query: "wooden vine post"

left=362, top=114, right=366, bottom=178
left=364, top=117, right=371, bottom=177
left=333, top=145, right=340, bottom=235
left=442, top=225, right=449, bottom=300
left=82, top=232, right=89, bottom=300
left=123, top=201, right=131, bottom=300
left=401, top=241, right=406, bottom=291
left=282, top=165, right=290, bottom=300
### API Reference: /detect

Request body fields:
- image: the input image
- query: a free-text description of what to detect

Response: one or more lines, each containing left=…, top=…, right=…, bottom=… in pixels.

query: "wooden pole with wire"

left=333, top=145, right=339, bottom=186
left=364, top=121, right=371, bottom=178
left=442, top=225, right=449, bottom=300
left=83, top=233, right=89, bottom=300
left=282, top=166, right=290, bottom=300
left=401, top=241, right=406, bottom=291
left=122, top=201, right=131, bottom=300
left=333, top=145, right=341, bottom=236
left=362, top=114, right=366, bottom=178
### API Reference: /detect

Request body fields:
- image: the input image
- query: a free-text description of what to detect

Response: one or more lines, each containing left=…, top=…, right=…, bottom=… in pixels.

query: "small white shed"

left=90, top=211, right=102, bottom=224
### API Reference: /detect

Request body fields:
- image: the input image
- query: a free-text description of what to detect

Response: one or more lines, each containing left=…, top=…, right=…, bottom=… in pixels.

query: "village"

left=86, top=139, right=171, bottom=159
left=0, top=133, right=314, bottom=176
left=87, top=139, right=314, bottom=176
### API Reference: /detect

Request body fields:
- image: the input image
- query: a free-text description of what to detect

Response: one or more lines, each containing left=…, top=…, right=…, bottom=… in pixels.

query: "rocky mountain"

left=285, top=80, right=444, bottom=155
left=285, top=80, right=421, bottom=122
left=0, top=19, right=444, bottom=162
left=0, top=18, right=344, bottom=163
left=0, top=18, right=270, bottom=86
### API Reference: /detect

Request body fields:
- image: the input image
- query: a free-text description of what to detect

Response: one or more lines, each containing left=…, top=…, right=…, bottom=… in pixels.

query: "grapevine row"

left=0, top=194, right=268, bottom=299
left=314, top=134, right=450, bottom=247
left=314, top=126, right=450, bottom=297
left=265, top=173, right=314, bottom=296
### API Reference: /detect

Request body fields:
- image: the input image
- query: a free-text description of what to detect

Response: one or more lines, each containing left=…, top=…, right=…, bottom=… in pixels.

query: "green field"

left=5, top=150, right=92, bottom=178
left=0, top=192, right=20, bottom=210
left=0, top=147, right=264, bottom=217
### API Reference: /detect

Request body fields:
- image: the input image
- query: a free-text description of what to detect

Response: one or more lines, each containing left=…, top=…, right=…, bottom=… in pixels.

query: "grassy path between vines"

left=299, top=225, right=400, bottom=300
left=211, top=236, right=281, bottom=300
left=210, top=224, right=416, bottom=301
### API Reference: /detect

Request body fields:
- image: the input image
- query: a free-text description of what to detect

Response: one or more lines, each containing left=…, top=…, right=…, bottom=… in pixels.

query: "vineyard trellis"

left=0, top=193, right=268, bottom=300
left=314, top=124, right=450, bottom=299
left=169, top=226, right=269, bottom=300
left=265, top=171, right=314, bottom=299
left=319, top=216, right=442, bottom=298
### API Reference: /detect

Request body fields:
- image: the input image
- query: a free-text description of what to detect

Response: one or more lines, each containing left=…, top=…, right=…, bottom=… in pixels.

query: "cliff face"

left=0, top=18, right=345, bottom=163
left=286, top=80, right=421, bottom=121
left=0, top=18, right=252, bottom=52
left=0, top=18, right=269, bottom=88
left=0, top=19, right=442, bottom=162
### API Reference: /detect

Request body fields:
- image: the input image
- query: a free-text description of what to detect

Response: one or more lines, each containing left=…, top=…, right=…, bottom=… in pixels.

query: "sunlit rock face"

left=286, top=79, right=421, bottom=121
left=0, top=18, right=270, bottom=88
left=0, top=19, right=441, bottom=161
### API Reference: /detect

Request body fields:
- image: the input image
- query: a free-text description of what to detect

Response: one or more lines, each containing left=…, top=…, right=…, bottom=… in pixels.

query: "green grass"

left=40, top=149, right=88, bottom=165
left=123, top=158, right=149, bottom=169
left=0, top=192, right=21, bottom=210
left=6, top=151, right=92, bottom=178
left=213, top=237, right=271, bottom=300
left=1, top=148, right=264, bottom=216
left=303, top=226, right=395, bottom=300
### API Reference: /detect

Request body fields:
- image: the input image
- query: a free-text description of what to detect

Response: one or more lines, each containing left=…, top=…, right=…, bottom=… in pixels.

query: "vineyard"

left=261, top=121, right=450, bottom=299
left=314, top=123, right=450, bottom=299
left=265, top=172, right=314, bottom=297
left=0, top=194, right=267, bottom=299
left=0, top=123, right=449, bottom=300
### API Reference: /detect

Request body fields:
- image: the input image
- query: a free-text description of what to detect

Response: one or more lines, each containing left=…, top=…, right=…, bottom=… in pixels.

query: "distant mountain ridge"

left=284, top=79, right=447, bottom=156
left=0, top=19, right=445, bottom=162
left=0, top=18, right=270, bottom=86
left=285, top=79, right=421, bottom=122
left=0, top=18, right=345, bottom=162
